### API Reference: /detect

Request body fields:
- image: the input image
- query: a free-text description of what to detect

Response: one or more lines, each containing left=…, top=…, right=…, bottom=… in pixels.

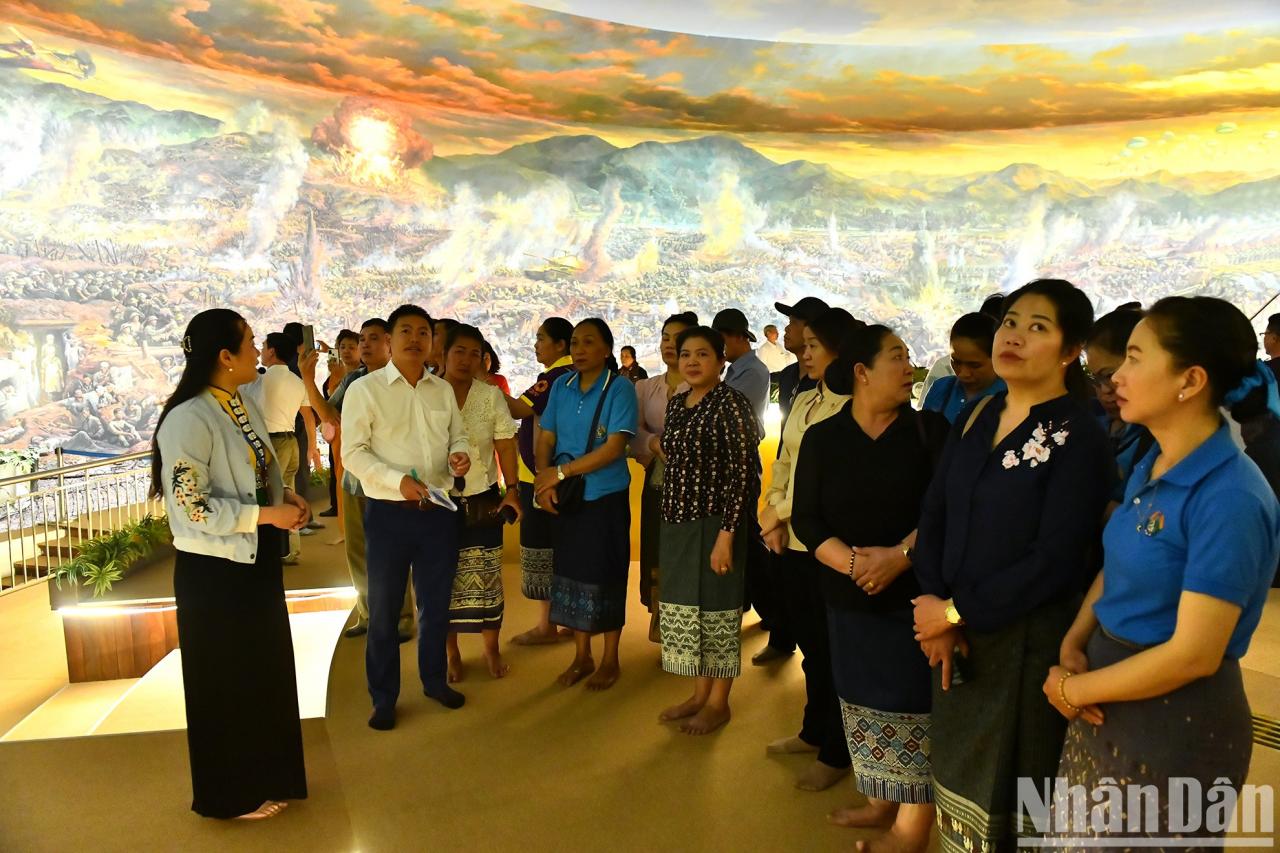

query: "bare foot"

left=235, top=801, right=288, bottom=820
left=447, top=652, right=465, bottom=683
left=659, top=695, right=705, bottom=722
left=484, top=650, right=510, bottom=679
left=855, top=826, right=930, bottom=853
left=556, top=657, right=595, bottom=686
left=585, top=661, right=620, bottom=690
left=680, top=704, right=730, bottom=735
left=511, top=626, right=561, bottom=646
left=795, top=761, right=851, bottom=792
left=766, top=735, right=819, bottom=755
left=829, top=801, right=898, bottom=829
left=557, top=626, right=574, bottom=638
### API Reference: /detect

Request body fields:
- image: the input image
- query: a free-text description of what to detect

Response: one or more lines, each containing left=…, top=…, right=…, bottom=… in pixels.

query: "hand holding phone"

left=301, top=324, right=315, bottom=355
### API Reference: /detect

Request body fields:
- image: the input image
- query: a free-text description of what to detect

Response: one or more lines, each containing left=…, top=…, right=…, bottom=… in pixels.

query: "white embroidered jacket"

left=156, top=391, right=285, bottom=563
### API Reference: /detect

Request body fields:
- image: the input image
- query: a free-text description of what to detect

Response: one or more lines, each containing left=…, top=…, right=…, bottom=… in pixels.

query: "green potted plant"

left=48, top=514, right=173, bottom=608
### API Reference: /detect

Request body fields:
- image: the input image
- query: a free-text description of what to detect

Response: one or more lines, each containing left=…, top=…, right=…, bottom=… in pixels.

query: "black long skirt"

left=173, top=526, right=308, bottom=818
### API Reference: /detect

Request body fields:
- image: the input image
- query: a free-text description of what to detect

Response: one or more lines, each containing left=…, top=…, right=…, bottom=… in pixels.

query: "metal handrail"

left=0, top=450, right=151, bottom=490
left=0, top=448, right=162, bottom=593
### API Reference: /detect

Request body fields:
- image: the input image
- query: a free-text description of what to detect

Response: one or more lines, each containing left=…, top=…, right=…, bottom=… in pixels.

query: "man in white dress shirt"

left=757, top=324, right=795, bottom=374
left=342, top=304, right=472, bottom=730
left=251, top=332, right=311, bottom=564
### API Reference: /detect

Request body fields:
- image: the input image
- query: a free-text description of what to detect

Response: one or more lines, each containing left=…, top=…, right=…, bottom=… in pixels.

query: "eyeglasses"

left=1085, top=369, right=1116, bottom=389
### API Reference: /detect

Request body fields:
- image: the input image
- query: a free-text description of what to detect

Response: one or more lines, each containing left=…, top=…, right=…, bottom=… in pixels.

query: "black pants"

left=743, top=474, right=795, bottom=652
left=326, top=443, right=337, bottom=509
left=364, top=500, right=460, bottom=711
left=782, top=548, right=850, bottom=769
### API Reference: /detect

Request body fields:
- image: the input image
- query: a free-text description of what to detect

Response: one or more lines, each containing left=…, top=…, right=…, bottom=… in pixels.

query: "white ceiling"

left=520, top=0, right=1280, bottom=45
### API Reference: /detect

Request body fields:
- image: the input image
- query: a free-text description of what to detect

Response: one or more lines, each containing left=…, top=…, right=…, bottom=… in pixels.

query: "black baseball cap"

left=712, top=308, right=757, bottom=343
left=775, top=296, right=829, bottom=323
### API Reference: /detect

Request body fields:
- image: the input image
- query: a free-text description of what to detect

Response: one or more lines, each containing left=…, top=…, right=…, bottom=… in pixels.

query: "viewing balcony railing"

left=0, top=449, right=161, bottom=593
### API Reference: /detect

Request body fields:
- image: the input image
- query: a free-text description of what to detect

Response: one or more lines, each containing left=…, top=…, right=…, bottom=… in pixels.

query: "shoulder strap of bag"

left=582, top=371, right=615, bottom=457
left=962, top=394, right=994, bottom=439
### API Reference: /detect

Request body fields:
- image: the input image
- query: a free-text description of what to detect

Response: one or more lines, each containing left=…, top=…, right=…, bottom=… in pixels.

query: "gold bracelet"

left=846, top=549, right=856, bottom=580
left=1058, top=672, right=1081, bottom=712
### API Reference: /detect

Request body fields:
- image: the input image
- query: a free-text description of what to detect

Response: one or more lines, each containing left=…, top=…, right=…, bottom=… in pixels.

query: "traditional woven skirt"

left=550, top=489, right=631, bottom=633
left=829, top=605, right=933, bottom=804
left=518, top=481, right=557, bottom=600
left=448, top=509, right=505, bottom=633
left=658, top=515, right=746, bottom=678
left=1045, top=627, right=1253, bottom=850
left=930, top=596, right=1077, bottom=853
left=638, top=460, right=663, bottom=611
left=173, top=526, right=307, bottom=818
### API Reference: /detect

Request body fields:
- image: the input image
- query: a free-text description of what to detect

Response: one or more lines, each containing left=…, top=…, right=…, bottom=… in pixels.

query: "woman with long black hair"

left=151, top=309, right=310, bottom=820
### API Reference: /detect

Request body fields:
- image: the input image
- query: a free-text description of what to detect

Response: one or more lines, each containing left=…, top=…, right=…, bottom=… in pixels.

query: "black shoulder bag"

left=553, top=372, right=615, bottom=515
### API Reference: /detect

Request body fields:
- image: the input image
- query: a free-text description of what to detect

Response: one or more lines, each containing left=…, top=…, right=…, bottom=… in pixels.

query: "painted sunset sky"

left=2, top=0, right=1279, bottom=181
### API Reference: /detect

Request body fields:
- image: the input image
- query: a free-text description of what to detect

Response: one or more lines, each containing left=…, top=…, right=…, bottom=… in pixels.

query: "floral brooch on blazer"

left=1002, top=422, right=1070, bottom=470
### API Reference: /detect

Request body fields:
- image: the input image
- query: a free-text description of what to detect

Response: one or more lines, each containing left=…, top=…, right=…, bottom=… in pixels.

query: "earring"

left=1178, top=392, right=1185, bottom=401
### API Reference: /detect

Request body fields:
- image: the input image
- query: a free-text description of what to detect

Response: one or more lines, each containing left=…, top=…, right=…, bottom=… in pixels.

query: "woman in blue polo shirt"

left=534, top=318, right=638, bottom=691
left=921, top=312, right=1005, bottom=423
left=1046, top=296, right=1280, bottom=845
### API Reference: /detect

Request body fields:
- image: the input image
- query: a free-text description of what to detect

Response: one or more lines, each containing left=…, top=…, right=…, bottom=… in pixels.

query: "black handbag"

left=553, top=372, right=615, bottom=515
left=458, top=485, right=503, bottom=529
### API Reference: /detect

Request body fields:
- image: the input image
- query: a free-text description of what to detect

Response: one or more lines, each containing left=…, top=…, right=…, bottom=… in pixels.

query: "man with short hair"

left=342, top=304, right=472, bottom=730
left=757, top=324, right=794, bottom=374
left=774, top=297, right=829, bottom=426
left=251, top=332, right=311, bottom=565
left=712, top=308, right=769, bottom=425
left=300, top=318, right=414, bottom=640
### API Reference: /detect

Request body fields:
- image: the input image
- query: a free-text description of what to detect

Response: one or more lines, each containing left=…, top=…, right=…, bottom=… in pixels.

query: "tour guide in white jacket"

left=342, top=303, right=472, bottom=731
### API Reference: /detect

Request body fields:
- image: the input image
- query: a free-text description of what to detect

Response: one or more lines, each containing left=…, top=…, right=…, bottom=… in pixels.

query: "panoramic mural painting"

left=0, top=0, right=1278, bottom=454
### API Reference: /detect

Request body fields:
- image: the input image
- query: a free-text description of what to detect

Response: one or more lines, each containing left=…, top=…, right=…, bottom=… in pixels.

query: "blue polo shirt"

left=922, top=375, right=1007, bottom=424
left=541, top=370, right=638, bottom=501
left=1094, top=423, right=1280, bottom=660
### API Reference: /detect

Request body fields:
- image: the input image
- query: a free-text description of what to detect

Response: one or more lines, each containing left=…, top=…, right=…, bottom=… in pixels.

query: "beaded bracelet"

left=846, top=548, right=856, bottom=580
left=1058, top=672, right=1081, bottom=712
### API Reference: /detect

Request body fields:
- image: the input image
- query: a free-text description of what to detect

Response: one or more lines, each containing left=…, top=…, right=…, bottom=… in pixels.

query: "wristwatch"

left=944, top=599, right=963, bottom=626
left=556, top=465, right=566, bottom=481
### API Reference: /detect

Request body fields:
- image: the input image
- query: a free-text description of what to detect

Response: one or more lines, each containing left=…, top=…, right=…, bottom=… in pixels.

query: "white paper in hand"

left=423, top=484, right=458, bottom=512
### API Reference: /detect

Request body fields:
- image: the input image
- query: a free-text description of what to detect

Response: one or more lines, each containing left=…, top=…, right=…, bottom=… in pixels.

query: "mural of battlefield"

left=1, top=67, right=1278, bottom=456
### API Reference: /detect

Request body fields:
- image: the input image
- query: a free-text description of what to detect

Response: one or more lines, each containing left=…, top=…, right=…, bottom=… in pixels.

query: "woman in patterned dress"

left=656, top=326, right=760, bottom=734
left=442, top=325, right=522, bottom=681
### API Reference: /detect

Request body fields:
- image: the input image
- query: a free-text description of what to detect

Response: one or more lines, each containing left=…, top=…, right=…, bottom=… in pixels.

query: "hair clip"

left=182, top=336, right=193, bottom=354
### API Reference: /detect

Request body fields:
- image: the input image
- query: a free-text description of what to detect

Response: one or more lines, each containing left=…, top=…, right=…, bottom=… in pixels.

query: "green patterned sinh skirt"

left=658, top=515, right=746, bottom=679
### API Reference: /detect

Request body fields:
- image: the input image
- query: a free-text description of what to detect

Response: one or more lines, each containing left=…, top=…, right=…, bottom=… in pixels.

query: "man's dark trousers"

left=364, top=500, right=459, bottom=712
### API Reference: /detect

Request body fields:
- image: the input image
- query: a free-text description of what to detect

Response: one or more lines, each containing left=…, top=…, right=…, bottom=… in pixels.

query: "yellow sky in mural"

left=2, top=0, right=1279, bottom=179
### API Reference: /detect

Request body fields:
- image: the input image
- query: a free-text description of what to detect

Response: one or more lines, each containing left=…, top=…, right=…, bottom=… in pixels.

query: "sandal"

left=236, top=801, right=288, bottom=820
